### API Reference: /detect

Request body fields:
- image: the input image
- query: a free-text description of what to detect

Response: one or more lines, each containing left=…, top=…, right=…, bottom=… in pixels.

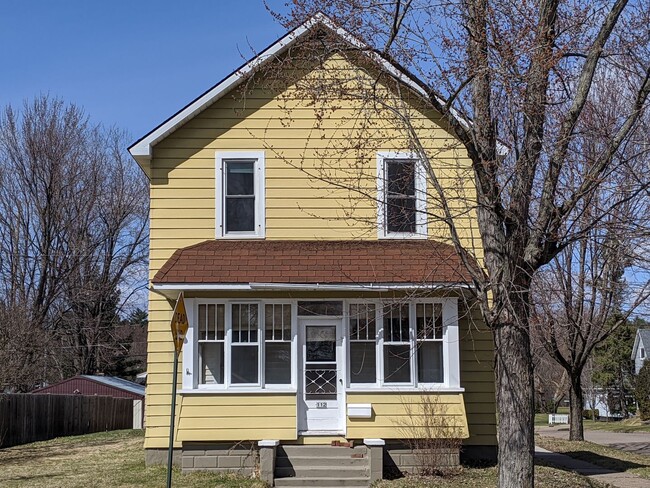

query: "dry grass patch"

left=0, top=430, right=265, bottom=488
left=373, top=464, right=605, bottom=487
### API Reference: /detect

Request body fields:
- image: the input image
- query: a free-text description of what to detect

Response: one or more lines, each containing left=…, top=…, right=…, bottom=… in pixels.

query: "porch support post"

left=364, top=438, right=385, bottom=482
left=258, top=440, right=279, bottom=485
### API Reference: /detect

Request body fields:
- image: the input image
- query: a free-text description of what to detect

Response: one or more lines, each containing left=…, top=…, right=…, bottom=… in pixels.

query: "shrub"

left=636, top=362, right=650, bottom=420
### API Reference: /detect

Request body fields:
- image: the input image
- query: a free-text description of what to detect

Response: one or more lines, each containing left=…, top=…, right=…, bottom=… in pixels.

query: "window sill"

left=215, top=234, right=266, bottom=240
left=378, top=232, right=427, bottom=240
left=346, top=386, right=464, bottom=393
left=180, top=388, right=297, bottom=395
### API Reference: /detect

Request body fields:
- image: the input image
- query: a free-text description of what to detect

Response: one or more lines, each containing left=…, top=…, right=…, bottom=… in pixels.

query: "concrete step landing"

left=275, top=444, right=371, bottom=487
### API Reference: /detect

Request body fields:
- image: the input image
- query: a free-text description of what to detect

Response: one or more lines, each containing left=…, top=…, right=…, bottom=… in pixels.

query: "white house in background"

left=631, top=329, right=650, bottom=374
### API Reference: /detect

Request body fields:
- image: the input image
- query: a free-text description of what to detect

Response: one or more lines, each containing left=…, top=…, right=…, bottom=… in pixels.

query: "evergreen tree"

left=636, top=360, right=650, bottom=420
left=592, top=317, right=643, bottom=416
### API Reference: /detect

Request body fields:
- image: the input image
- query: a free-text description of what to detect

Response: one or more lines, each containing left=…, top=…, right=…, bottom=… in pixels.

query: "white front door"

left=298, top=317, right=345, bottom=434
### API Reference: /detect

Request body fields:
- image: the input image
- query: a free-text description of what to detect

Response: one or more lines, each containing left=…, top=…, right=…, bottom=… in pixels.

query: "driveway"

left=537, top=426, right=650, bottom=456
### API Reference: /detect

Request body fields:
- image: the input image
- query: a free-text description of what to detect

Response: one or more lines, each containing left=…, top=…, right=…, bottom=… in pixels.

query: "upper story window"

left=216, top=151, right=265, bottom=238
left=642, top=348, right=646, bottom=359
left=377, top=153, right=427, bottom=239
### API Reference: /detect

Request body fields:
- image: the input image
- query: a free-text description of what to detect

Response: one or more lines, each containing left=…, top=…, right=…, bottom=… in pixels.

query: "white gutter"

left=152, top=282, right=471, bottom=292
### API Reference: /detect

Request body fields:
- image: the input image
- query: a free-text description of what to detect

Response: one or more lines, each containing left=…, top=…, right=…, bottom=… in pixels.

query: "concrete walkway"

left=537, top=426, right=650, bottom=456
left=535, top=446, right=650, bottom=487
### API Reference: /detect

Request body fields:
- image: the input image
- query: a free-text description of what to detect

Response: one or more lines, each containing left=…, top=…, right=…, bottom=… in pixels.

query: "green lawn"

left=536, top=411, right=650, bottom=433
left=536, top=435, right=650, bottom=480
left=0, top=430, right=605, bottom=488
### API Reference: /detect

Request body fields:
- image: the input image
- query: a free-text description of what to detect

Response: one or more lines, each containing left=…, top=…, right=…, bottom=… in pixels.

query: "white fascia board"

left=152, top=282, right=471, bottom=292
left=128, top=12, right=479, bottom=162
left=128, top=16, right=321, bottom=161
left=632, top=333, right=640, bottom=360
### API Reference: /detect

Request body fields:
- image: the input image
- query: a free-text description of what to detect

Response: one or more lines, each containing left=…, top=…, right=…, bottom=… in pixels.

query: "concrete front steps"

left=274, top=445, right=370, bottom=487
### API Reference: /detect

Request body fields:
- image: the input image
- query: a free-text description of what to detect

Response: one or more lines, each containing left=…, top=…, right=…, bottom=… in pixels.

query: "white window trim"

left=184, top=299, right=297, bottom=392
left=183, top=298, right=460, bottom=394
left=216, top=151, right=265, bottom=239
left=376, top=152, right=427, bottom=239
left=346, top=298, right=460, bottom=391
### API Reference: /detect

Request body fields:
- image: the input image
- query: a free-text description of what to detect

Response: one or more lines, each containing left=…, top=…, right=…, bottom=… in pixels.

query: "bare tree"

left=0, top=96, right=148, bottom=390
left=258, top=2, right=650, bottom=486
left=533, top=195, right=649, bottom=440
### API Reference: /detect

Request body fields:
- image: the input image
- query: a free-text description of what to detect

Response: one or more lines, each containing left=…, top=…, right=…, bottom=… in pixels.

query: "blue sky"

left=0, top=0, right=288, bottom=141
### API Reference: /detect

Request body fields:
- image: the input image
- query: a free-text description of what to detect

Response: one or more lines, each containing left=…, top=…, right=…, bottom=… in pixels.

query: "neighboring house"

left=631, top=329, right=650, bottom=374
left=32, top=375, right=145, bottom=428
left=128, top=13, right=496, bottom=485
left=584, top=389, right=625, bottom=419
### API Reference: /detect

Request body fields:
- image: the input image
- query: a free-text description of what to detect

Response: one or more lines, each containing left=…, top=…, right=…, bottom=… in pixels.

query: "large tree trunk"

left=569, top=375, right=585, bottom=441
left=494, top=312, right=535, bottom=488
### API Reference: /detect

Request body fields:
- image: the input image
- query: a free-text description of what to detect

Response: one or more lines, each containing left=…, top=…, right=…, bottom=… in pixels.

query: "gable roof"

left=31, top=375, right=145, bottom=397
left=128, top=13, right=460, bottom=172
left=80, top=375, right=145, bottom=396
left=151, top=239, right=474, bottom=294
left=632, top=329, right=650, bottom=360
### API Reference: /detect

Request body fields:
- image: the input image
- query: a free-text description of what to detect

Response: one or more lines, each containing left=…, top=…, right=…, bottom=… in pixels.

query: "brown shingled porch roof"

left=153, top=240, right=475, bottom=286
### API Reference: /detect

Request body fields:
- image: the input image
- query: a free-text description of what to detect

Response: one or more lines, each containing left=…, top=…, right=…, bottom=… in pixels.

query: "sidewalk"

left=535, top=446, right=650, bottom=488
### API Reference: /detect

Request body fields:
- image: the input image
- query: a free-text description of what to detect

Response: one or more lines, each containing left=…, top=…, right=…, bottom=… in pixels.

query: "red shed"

left=32, top=375, right=146, bottom=429
left=32, top=375, right=145, bottom=400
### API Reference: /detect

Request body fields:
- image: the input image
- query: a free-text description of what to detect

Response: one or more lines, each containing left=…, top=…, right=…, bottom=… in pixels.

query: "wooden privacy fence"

left=0, top=393, right=134, bottom=448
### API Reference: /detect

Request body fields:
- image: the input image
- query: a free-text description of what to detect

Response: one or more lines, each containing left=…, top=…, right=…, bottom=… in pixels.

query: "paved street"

left=537, top=426, right=650, bottom=456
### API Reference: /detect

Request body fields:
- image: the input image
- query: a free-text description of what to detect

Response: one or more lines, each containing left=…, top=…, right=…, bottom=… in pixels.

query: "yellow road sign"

left=170, top=292, right=189, bottom=354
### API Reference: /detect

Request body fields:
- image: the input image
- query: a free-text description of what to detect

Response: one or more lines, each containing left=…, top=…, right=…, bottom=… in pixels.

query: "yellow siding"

left=145, top=392, right=296, bottom=448
left=346, top=392, right=469, bottom=440
left=459, top=301, right=497, bottom=446
left=143, top=52, right=495, bottom=449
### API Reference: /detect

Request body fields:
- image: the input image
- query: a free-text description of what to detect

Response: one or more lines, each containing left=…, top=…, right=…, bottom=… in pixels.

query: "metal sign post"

left=167, top=291, right=188, bottom=488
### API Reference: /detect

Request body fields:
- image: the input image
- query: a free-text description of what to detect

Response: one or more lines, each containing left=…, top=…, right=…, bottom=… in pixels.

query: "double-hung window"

left=383, top=303, right=412, bottom=384
left=198, top=304, right=225, bottom=385
left=377, top=153, right=426, bottom=238
left=264, top=304, right=292, bottom=384
left=231, top=303, right=260, bottom=385
left=216, top=152, right=265, bottom=238
left=416, top=303, right=444, bottom=383
left=349, top=303, right=377, bottom=384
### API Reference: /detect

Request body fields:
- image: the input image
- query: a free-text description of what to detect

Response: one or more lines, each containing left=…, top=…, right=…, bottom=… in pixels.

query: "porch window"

left=416, top=303, right=444, bottom=383
left=347, top=300, right=451, bottom=388
left=231, top=303, right=259, bottom=384
left=194, top=300, right=294, bottom=389
left=265, top=304, right=292, bottom=384
left=383, top=303, right=412, bottom=384
left=349, top=303, right=377, bottom=384
left=198, top=304, right=225, bottom=384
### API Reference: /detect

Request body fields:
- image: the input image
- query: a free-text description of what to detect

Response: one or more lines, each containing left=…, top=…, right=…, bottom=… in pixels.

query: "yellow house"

left=129, top=13, right=496, bottom=486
